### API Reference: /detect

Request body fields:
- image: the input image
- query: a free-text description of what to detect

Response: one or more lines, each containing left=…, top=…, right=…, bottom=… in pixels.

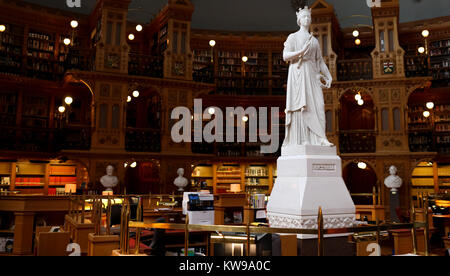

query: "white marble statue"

left=384, top=165, right=403, bottom=193
left=174, top=168, right=188, bottom=192
left=282, top=6, right=333, bottom=149
left=267, top=6, right=356, bottom=239
left=100, top=165, right=119, bottom=191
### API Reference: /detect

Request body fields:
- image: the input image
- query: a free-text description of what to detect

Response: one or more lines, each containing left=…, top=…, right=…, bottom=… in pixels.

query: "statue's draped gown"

left=282, top=32, right=328, bottom=147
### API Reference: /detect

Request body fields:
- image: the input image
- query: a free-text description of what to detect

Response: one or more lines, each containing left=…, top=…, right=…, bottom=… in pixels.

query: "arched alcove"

left=126, top=89, right=162, bottom=152
left=343, top=162, right=378, bottom=205
left=125, top=160, right=161, bottom=195
left=339, top=89, right=376, bottom=153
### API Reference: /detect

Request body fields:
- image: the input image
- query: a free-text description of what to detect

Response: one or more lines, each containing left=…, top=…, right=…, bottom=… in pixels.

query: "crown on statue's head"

left=296, top=6, right=312, bottom=17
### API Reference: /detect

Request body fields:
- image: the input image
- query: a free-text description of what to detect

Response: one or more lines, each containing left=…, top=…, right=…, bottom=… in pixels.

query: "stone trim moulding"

left=267, top=212, right=356, bottom=231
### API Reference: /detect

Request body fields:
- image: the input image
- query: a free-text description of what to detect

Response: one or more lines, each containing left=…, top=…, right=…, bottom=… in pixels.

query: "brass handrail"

left=65, top=195, right=430, bottom=256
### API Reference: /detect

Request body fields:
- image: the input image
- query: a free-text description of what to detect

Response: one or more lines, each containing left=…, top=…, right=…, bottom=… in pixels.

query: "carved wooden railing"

left=125, top=127, right=161, bottom=153
left=337, top=58, right=373, bottom=81
left=0, top=125, right=92, bottom=152
left=404, top=55, right=429, bottom=78
left=339, top=130, right=377, bottom=153
left=128, top=53, right=163, bottom=78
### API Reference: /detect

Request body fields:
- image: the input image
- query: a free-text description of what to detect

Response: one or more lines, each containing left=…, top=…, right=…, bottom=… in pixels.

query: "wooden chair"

left=35, top=226, right=70, bottom=256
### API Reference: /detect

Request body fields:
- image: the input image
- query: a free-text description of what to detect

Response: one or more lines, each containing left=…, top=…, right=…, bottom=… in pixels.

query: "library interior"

left=0, top=0, right=449, bottom=257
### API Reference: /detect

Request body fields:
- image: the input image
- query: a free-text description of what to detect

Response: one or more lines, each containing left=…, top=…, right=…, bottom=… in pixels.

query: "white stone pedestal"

left=267, top=145, right=356, bottom=239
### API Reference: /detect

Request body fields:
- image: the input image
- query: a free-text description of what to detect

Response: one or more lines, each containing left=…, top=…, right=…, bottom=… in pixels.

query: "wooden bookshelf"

left=407, top=101, right=450, bottom=154
left=244, top=164, right=271, bottom=194
left=193, top=49, right=214, bottom=83
left=190, top=164, right=214, bottom=191
left=0, top=91, right=17, bottom=127
left=191, top=162, right=275, bottom=195
left=435, top=104, right=450, bottom=155
left=215, top=164, right=242, bottom=194
left=0, top=161, right=84, bottom=195
left=49, top=164, right=77, bottom=189
left=21, top=95, right=49, bottom=128
left=14, top=162, right=46, bottom=194
left=26, top=30, right=56, bottom=80
left=271, top=52, right=288, bottom=95
left=430, top=39, right=450, bottom=87
left=411, top=162, right=450, bottom=197
left=0, top=23, right=24, bottom=76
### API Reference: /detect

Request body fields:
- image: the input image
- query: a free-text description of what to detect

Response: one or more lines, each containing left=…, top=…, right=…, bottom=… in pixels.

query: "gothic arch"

left=338, top=86, right=374, bottom=103
left=406, top=81, right=432, bottom=101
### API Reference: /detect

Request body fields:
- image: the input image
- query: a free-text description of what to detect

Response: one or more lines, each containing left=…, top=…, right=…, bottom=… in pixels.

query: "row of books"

left=50, top=166, right=76, bottom=175
left=28, top=32, right=53, bottom=41
left=49, top=176, right=77, bottom=185
left=245, top=168, right=268, bottom=177
left=436, top=124, right=450, bottom=132
left=437, top=135, right=450, bottom=144
left=249, top=194, right=266, bottom=209
left=15, top=177, right=44, bottom=186
left=27, top=39, right=54, bottom=52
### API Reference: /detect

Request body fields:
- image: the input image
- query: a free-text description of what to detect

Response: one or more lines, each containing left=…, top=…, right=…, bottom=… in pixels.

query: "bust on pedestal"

left=100, top=165, right=118, bottom=193
left=266, top=5, right=356, bottom=255
left=174, top=168, right=188, bottom=192
left=384, top=165, right=403, bottom=223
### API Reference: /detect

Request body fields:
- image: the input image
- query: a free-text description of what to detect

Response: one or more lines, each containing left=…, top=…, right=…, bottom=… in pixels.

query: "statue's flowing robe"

left=283, top=32, right=328, bottom=146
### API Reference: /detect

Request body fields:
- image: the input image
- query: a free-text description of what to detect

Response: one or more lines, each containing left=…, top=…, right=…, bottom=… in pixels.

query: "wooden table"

left=143, top=208, right=184, bottom=224
left=432, top=215, right=450, bottom=237
left=390, top=228, right=426, bottom=255
left=214, top=193, right=247, bottom=225
left=355, top=205, right=386, bottom=222
left=0, top=195, right=70, bottom=255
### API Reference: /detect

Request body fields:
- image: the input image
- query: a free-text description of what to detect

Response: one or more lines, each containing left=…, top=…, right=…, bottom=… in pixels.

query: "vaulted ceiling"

left=22, top=0, right=450, bottom=31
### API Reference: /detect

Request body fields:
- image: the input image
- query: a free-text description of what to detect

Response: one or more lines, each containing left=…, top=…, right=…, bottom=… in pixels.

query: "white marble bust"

left=100, top=165, right=119, bottom=191
left=174, top=168, right=188, bottom=192
left=384, top=165, right=403, bottom=193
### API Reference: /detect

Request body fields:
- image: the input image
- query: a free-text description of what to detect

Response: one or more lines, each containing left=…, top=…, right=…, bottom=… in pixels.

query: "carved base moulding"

left=267, top=145, right=356, bottom=240
left=267, top=213, right=356, bottom=239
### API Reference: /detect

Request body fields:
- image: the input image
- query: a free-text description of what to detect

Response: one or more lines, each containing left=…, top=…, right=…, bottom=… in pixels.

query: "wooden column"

left=10, top=162, right=16, bottom=191
left=43, top=163, right=50, bottom=196
left=240, top=163, right=246, bottom=192
left=433, top=162, right=439, bottom=193
left=12, top=212, right=35, bottom=255
left=268, top=163, right=274, bottom=194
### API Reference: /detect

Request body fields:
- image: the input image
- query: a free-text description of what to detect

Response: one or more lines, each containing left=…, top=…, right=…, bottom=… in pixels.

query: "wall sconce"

left=423, top=111, right=431, bottom=118
left=418, top=47, right=425, bottom=54
left=70, top=20, right=78, bottom=29
left=56, top=96, right=74, bottom=127
left=426, top=102, right=434, bottom=110
left=355, top=39, right=361, bottom=46
left=352, top=30, right=359, bottom=37
left=357, top=162, right=367, bottom=170
left=132, top=90, right=140, bottom=98
left=65, top=96, right=73, bottom=105
left=0, top=25, right=5, bottom=32
left=209, top=40, right=216, bottom=62
left=128, top=33, right=135, bottom=41
left=136, top=24, right=143, bottom=32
